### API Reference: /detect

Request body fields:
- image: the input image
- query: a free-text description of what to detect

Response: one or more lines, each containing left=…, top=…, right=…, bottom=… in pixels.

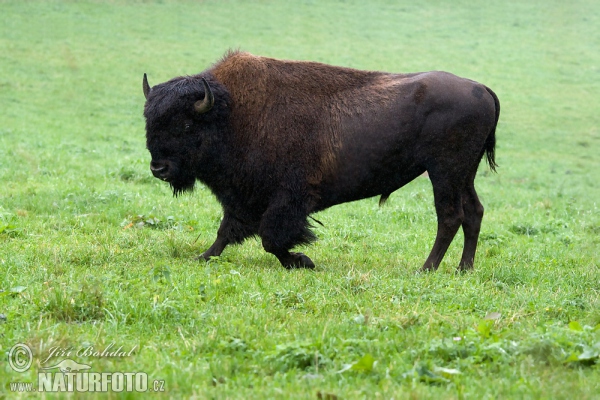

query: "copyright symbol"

left=8, top=343, right=33, bottom=372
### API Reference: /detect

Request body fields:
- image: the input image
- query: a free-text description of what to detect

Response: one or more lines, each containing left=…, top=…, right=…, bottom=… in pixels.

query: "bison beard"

left=142, top=51, right=500, bottom=271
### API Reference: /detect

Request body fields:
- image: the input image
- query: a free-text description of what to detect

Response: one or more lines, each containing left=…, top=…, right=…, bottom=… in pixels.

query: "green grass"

left=1, top=0, right=599, bottom=398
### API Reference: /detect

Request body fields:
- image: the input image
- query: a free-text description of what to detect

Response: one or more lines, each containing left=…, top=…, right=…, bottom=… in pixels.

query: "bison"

left=142, top=50, right=499, bottom=271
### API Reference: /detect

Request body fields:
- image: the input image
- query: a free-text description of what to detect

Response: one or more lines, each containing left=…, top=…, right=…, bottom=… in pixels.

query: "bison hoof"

left=283, top=252, right=315, bottom=269
left=457, top=262, right=474, bottom=272
left=195, top=252, right=213, bottom=261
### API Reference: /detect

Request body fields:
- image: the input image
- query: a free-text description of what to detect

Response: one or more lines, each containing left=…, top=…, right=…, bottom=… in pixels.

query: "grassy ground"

left=1, top=0, right=599, bottom=398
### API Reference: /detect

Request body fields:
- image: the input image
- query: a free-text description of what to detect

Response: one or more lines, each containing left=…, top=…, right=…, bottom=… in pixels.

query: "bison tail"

left=484, top=86, right=500, bottom=173
left=485, top=130, right=497, bottom=173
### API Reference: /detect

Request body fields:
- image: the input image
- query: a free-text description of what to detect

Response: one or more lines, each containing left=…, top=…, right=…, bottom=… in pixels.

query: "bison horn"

left=194, top=78, right=214, bottom=114
left=143, top=73, right=151, bottom=100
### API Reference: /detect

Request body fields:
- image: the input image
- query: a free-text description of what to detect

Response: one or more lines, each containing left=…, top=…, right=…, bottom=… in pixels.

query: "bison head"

left=143, top=73, right=229, bottom=196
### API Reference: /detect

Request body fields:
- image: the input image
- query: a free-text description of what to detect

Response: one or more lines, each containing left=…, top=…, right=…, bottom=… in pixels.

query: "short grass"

left=1, top=0, right=599, bottom=398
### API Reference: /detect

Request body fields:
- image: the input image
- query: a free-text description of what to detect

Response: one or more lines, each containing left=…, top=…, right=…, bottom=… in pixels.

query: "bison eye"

left=184, top=123, right=191, bottom=133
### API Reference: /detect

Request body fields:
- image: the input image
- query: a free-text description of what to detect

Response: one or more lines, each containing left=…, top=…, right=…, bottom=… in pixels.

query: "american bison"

left=142, top=51, right=499, bottom=271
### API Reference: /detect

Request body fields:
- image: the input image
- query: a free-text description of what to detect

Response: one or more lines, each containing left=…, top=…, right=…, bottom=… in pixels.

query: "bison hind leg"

left=420, top=176, right=465, bottom=272
left=458, top=181, right=484, bottom=271
left=421, top=167, right=485, bottom=272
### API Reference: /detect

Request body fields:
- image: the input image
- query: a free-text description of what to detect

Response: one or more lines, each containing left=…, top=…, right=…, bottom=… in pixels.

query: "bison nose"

left=150, top=161, right=169, bottom=179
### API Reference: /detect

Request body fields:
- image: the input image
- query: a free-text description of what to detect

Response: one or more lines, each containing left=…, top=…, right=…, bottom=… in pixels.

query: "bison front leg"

left=197, top=212, right=256, bottom=261
left=198, top=236, right=229, bottom=261
left=259, top=192, right=316, bottom=269
left=265, top=248, right=316, bottom=270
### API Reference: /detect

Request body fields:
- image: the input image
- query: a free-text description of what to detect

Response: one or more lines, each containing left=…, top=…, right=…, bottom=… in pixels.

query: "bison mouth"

left=150, top=159, right=195, bottom=197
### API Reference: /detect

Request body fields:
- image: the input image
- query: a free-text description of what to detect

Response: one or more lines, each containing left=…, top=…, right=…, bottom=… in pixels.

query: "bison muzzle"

left=142, top=51, right=500, bottom=271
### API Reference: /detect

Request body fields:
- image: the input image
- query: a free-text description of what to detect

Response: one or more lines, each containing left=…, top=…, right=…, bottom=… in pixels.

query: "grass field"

left=1, top=0, right=599, bottom=398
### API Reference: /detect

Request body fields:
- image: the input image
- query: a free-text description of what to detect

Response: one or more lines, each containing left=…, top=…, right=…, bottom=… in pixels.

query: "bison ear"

left=143, top=73, right=151, bottom=100
left=194, top=78, right=215, bottom=114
